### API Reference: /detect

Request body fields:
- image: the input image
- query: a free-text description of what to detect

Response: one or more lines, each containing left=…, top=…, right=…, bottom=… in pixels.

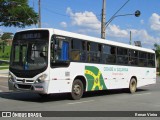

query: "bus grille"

left=16, top=79, right=34, bottom=83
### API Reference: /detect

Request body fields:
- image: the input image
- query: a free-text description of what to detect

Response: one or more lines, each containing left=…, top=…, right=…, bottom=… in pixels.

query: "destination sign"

left=14, top=30, right=49, bottom=40
left=21, top=33, right=41, bottom=39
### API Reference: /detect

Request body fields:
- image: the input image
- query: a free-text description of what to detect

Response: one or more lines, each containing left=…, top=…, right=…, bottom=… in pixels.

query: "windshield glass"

left=10, top=30, right=49, bottom=70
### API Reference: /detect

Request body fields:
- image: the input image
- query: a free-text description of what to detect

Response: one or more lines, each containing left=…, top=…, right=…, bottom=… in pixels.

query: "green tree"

left=0, top=0, right=38, bottom=28
left=1, top=32, right=13, bottom=53
left=154, top=43, right=160, bottom=73
left=1, top=32, right=13, bottom=40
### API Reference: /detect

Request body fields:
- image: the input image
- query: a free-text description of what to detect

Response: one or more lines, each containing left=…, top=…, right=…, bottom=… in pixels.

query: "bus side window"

left=71, top=39, right=80, bottom=61
left=81, top=41, right=86, bottom=61
left=87, top=42, right=90, bottom=51
left=139, top=52, right=147, bottom=67
left=54, top=39, right=60, bottom=61
left=117, top=47, right=128, bottom=65
left=129, top=50, right=138, bottom=66
left=87, top=42, right=97, bottom=62
left=98, top=44, right=101, bottom=57
left=110, top=47, right=116, bottom=54
left=87, top=42, right=91, bottom=62
left=148, top=53, right=155, bottom=67
left=97, top=44, right=102, bottom=62
left=110, top=46, right=116, bottom=63
left=50, top=36, right=55, bottom=62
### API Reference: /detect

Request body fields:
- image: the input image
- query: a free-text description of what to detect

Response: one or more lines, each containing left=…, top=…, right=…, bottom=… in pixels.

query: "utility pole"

left=38, top=0, right=41, bottom=28
left=101, top=0, right=106, bottom=39
left=129, top=31, right=132, bottom=45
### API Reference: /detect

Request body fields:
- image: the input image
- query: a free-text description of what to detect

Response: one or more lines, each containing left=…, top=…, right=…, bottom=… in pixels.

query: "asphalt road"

left=0, top=76, right=160, bottom=120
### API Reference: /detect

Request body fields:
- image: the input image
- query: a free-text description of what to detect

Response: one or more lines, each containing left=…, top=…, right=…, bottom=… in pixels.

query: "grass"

left=0, top=45, right=11, bottom=60
left=0, top=46, right=10, bottom=67
left=0, top=66, right=9, bottom=70
left=0, top=62, right=9, bottom=70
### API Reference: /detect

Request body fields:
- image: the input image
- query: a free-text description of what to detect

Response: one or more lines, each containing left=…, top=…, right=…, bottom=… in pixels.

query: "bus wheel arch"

left=70, top=76, right=86, bottom=100
left=74, top=76, right=87, bottom=92
left=129, top=76, right=137, bottom=93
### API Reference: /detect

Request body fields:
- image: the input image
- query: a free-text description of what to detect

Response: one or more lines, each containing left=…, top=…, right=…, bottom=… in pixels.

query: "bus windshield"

left=10, top=30, right=49, bottom=71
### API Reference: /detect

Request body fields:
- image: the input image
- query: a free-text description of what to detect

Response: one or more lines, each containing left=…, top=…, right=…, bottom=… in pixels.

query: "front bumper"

left=8, top=79, right=49, bottom=94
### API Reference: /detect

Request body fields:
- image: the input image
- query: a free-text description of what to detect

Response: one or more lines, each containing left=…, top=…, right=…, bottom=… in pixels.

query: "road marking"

left=134, top=92, right=151, bottom=96
left=67, top=100, right=94, bottom=105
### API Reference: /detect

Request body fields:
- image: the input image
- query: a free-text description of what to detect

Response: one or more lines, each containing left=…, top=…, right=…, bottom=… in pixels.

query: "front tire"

left=129, top=78, right=137, bottom=93
left=70, top=79, right=84, bottom=100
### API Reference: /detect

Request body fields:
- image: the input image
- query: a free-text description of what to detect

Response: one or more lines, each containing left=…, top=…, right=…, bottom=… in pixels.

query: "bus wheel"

left=70, top=79, right=84, bottom=100
left=129, top=78, right=137, bottom=93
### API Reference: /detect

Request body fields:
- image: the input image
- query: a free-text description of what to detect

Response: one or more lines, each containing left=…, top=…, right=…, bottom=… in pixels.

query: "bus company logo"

left=2, top=112, right=11, bottom=117
left=1, top=112, right=42, bottom=118
left=85, top=66, right=107, bottom=91
left=23, top=79, right=26, bottom=83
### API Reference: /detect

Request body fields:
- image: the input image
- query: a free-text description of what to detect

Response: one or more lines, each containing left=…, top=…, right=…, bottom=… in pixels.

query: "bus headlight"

left=36, top=74, right=47, bottom=83
left=8, top=73, right=16, bottom=82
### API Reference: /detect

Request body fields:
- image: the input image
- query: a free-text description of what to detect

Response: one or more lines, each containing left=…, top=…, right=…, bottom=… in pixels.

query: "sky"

left=0, top=0, right=160, bottom=49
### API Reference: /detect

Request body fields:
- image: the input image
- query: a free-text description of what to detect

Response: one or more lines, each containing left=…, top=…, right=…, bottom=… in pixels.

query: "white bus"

left=8, top=28, right=156, bottom=100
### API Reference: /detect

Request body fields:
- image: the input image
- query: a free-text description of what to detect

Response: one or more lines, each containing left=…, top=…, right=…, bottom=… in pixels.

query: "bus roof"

left=17, top=28, right=155, bottom=53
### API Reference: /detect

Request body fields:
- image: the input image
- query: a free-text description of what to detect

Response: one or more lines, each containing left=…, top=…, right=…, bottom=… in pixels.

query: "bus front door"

left=61, top=41, right=69, bottom=61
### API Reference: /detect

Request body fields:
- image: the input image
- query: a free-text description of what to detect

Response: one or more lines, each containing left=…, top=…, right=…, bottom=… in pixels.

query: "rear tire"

left=129, top=78, right=137, bottom=93
left=70, top=79, right=84, bottom=100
